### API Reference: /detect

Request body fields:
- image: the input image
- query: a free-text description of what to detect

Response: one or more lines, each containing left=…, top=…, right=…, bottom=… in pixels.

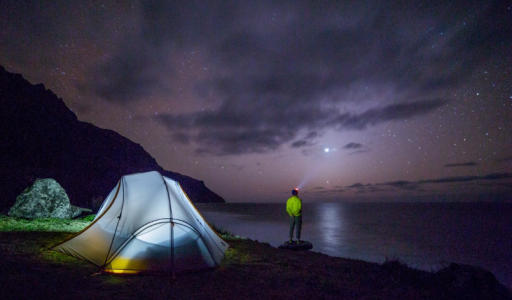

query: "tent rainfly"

left=52, top=171, right=229, bottom=274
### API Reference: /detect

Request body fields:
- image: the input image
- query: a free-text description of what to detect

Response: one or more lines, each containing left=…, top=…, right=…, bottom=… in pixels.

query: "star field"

left=1, top=0, right=511, bottom=202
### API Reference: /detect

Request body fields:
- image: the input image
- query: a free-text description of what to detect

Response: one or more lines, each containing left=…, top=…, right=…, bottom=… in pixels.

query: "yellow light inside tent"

left=104, top=256, right=144, bottom=274
left=104, top=269, right=141, bottom=274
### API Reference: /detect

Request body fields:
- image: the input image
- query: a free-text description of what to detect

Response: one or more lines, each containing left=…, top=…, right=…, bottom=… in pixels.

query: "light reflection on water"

left=311, top=202, right=346, bottom=254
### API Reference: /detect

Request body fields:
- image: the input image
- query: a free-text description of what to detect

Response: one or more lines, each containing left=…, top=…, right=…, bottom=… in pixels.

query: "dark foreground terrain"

left=1, top=231, right=511, bottom=300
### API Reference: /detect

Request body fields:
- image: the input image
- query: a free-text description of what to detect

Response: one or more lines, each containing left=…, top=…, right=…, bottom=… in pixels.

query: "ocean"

left=196, top=202, right=512, bottom=289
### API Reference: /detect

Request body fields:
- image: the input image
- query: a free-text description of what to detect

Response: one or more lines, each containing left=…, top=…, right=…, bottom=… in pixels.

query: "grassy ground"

left=1, top=217, right=510, bottom=300
left=0, top=215, right=94, bottom=232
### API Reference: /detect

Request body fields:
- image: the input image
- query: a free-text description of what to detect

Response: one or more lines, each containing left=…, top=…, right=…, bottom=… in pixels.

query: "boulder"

left=8, top=178, right=83, bottom=219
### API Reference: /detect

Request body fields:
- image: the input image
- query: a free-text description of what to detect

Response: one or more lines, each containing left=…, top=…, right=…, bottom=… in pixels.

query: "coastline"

left=199, top=201, right=512, bottom=290
left=1, top=231, right=510, bottom=300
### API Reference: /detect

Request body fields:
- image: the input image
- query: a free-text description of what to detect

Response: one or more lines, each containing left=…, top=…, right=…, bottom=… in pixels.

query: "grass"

left=0, top=215, right=93, bottom=232
left=1, top=215, right=510, bottom=300
left=209, top=222, right=241, bottom=239
left=0, top=215, right=238, bottom=239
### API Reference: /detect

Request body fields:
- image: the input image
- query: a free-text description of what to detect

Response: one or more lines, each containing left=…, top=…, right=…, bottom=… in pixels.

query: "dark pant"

left=289, top=216, right=302, bottom=240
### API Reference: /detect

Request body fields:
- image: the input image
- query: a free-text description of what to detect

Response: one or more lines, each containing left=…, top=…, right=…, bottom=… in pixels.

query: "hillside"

left=0, top=65, right=224, bottom=212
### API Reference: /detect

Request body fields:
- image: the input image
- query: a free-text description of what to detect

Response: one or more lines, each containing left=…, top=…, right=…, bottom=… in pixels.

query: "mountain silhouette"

left=0, top=65, right=224, bottom=213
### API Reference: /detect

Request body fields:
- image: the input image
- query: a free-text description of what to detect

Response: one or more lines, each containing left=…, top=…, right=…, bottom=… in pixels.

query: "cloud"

left=444, top=162, right=478, bottom=167
left=343, top=142, right=371, bottom=155
left=343, top=143, right=363, bottom=150
left=291, top=140, right=309, bottom=148
left=307, top=186, right=345, bottom=196
left=348, top=149, right=372, bottom=155
left=170, top=132, right=191, bottom=145
left=334, top=173, right=512, bottom=199
left=291, top=132, right=318, bottom=148
left=158, top=99, right=445, bottom=155
left=296, top=173, right=511, bottom=199
left=331, top=99, right=448, bottom=130
left=379, top=181, right=419, bottom=190
left=347, top=183, right=372, bottom=189
left=348, top=173, right=512, bottom=189
left=345, top=182, right=402, bottom=194
left=354, top=185, right=389, bottom=194
left=75, top=0, right=503, bottom=155
left=80, top=35, right=174, bottom=103
left=480, top=173, right=512, bottom=180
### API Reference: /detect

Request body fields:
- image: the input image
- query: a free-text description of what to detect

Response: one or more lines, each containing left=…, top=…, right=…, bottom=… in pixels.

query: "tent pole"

left=161, top=175, right=174, bottom=274
left=102, top=177, right=126, bottom=270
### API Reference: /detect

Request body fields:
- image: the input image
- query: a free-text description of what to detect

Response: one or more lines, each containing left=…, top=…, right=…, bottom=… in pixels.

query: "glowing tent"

left=52, top=171, right=229, bottom=274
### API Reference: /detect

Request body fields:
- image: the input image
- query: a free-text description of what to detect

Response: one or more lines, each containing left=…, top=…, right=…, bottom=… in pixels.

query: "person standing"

left=286, top=188, right=302, bottom=243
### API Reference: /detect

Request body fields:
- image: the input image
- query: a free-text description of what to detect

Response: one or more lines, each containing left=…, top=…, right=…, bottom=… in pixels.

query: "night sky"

left=1, top=1, right=511, bottom=202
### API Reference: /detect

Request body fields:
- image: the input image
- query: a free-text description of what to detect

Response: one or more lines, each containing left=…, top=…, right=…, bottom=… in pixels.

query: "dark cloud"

left=379, top=181, right=419, bottom=190
left=348, top=149, right=372, bottom=155
left=343, top=143, right=363, bottom=150
left=189, top=126, right=295, bottom=155
left=300, top=148, right=319, bottom=157
left=291, top=132, right=319, bottom=148
left=1, top=0, right=510, bottom=204
left=67, top=0, right=506, bottom=155
left=291, top=140, right=313, bottom=148
left=444, top=162, right=478, bottom=167
left=349, top=173, right=512, bottom=188
left=481, top=173, right=512, bottom=180
left=6, top=1, right=505, bottom=156
left=158, top=98, right=444, bottom=155
left=328, top=99, right=447, bottom=130
left=421, top=176, right=480, bottom=184
left=345, top=181, right=398, bottom=194
left=345, top=173, right=512, bottom=200
left=343, top=142, right=372, bottom=155
left=308, top=187, right=345, bottom=196
left=355, top=185, right=389, bottom=194
left=170, top=132, right=191, bottom=145
left=85, top=42, right=169, bottom=103
left=347, top=183, right=368, bottom=189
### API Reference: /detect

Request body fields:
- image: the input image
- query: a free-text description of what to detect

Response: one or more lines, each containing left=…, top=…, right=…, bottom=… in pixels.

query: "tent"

left=52, top=171, right=229, bottom=274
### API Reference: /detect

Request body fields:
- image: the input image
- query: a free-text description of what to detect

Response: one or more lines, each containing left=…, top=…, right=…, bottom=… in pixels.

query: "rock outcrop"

left=0, top=65, right=225, bottom=213
left=437, top=263, right=512, bottom=299
left=8, top=178, right=83, bottom=219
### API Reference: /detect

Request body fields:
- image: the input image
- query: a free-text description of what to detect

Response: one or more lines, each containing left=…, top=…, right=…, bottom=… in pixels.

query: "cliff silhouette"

left=0, top=65, right=225, bottom=213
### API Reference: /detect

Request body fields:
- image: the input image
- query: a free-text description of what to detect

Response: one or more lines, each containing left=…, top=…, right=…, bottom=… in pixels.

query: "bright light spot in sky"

left=324, top=148, right=330, bottom=153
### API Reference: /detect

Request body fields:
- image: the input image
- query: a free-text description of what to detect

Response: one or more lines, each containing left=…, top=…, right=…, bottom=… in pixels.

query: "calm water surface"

left=196, top=202, right=512, bottom=289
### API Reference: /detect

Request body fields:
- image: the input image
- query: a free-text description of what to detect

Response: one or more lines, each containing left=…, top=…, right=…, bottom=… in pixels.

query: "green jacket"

left=286, top=195, right=302, bottom=217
